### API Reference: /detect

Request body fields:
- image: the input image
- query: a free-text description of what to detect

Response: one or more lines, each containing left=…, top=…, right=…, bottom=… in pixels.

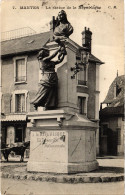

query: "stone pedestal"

left=27, top=110, right=98, bottom=173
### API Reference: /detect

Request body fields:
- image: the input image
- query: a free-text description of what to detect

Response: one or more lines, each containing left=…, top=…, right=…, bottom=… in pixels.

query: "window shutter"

left=21, top=94, right=25, bottom=112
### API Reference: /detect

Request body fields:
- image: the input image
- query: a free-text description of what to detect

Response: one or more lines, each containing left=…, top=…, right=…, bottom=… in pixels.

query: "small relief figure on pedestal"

left=31, top=46, right=66, bottom=110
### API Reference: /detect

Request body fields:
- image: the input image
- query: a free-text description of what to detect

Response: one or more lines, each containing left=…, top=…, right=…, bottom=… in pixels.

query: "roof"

left=1, top=31, right=50, bottom=56
left=70, top=38, right=104, bottom=64
left=89, top=54, right=104, bottom=64
left=1, top=114, right=27, bottom=122
left=103, top=75, right=124, bottom=107
left=100, top=105, right=124, bottom=116
left=1, top=31, right=104, bottom=64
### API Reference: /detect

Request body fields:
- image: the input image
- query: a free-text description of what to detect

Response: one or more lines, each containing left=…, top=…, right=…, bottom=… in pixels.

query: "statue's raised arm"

left=31, top=46, right=66, bottom=110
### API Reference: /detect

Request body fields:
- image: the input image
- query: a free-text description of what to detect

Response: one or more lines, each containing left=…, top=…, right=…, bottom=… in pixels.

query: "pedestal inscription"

left=29, top=130, right=68, bottom=163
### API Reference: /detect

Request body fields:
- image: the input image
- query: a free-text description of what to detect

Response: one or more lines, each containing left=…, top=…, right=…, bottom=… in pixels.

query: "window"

left=14, top=56, right=27, bottom=83
left=116, top=85, right=121, bottom=96
left=16, top=59, right=25, bottom=82
left=15, top=94, right=25, bottom=113
left=78, top=97, right=86, bottom=115
left=77, top=93, right=89, bottom=116
left=77, top=51, right=88, bottom=86
left=77, top=66, right=87, bottom=85
left=12, top=90, right=28, bottom=113
left=78, top=97, right=86, bottom=114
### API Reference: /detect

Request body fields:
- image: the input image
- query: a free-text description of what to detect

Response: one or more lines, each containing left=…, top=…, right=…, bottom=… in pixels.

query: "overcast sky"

left=1, top=0, right=124, bottom=104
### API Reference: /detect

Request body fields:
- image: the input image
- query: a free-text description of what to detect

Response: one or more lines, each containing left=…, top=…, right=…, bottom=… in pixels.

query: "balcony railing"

left=78, top=80, right=87, bottom=86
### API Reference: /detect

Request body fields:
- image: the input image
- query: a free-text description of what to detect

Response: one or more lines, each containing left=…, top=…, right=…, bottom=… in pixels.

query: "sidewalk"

left=0, top=157, right=124, bottom=183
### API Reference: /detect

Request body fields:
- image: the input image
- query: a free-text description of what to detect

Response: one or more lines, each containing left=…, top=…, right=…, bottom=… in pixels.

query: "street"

left=1, top=158, right=124, bottom=195
left=1, top=178, right=124, bottom=195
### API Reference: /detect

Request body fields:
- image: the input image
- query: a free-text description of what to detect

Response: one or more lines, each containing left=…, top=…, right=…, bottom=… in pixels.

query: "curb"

left=1, top=172, right=124, bottom=183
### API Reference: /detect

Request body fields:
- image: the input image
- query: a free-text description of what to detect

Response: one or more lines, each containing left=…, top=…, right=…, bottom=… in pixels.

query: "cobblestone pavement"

left=1, top=178, right=124, bottom=195
left=0, top=157, right=124, bottom=184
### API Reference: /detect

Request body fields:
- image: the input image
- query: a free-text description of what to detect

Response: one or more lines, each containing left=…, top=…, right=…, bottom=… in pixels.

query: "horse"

left=1, top=141, right=30, bottom=162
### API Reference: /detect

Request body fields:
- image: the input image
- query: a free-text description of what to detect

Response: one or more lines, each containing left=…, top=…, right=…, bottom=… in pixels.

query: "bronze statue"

left=31, top=47, right=66, bottom=110
left=53, top=10, right=73, bottom=40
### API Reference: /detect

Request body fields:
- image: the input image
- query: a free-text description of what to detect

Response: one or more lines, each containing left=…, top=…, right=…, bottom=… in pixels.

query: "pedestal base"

left=27, top=161, right=98, bottom=174
left=27, top=111, right=99, bottom=174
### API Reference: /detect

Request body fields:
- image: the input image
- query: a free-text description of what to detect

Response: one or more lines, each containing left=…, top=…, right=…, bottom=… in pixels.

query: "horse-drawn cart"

left=1, top=141, right=30, bottom=162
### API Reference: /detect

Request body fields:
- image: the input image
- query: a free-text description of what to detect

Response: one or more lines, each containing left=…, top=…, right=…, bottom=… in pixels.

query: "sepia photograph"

left=0, top=0, right=124, bottom=194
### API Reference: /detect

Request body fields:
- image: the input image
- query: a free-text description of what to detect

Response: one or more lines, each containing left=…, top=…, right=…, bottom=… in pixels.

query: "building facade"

left=99, top=75, right=124, bottom=156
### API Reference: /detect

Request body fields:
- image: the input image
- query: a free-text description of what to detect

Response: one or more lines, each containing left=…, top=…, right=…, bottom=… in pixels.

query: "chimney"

left=49, top=16, right=56, bottom=41
left=82, top=27, right=92, bottom=53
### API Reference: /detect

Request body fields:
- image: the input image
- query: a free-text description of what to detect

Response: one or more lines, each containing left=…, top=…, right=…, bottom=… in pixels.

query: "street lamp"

left=71, top=50, right=89, bottom=79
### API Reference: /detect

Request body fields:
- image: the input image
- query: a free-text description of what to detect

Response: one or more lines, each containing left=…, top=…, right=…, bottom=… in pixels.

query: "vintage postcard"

left=1, top=0, right=124, bottom=195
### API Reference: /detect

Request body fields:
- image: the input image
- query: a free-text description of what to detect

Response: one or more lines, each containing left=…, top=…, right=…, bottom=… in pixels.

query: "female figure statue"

left=53, top=10, right=73, bottom=40
left=31, top=10, right=72, bottom=110
left=31, top=46, right=66, bottom=110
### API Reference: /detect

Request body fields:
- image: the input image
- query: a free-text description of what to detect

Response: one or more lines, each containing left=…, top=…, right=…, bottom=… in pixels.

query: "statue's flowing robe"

left=31, top=61, right=58, bottom=109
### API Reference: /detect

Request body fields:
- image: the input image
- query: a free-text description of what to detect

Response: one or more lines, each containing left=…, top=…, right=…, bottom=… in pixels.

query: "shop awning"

left=1, top=114, right=27, bottom=122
